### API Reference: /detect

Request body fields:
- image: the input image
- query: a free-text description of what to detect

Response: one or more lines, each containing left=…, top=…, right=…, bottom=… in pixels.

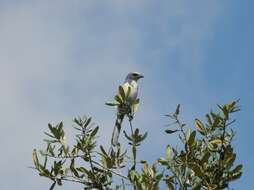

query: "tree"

left=32, top=87, right=242, bottom=190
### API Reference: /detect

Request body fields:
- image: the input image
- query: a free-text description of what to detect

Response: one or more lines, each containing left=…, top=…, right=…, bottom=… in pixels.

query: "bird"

left=111, top=72, right=144, bottom=146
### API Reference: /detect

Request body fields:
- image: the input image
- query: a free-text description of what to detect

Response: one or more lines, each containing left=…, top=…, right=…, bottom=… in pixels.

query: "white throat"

left=125, top=79, right=138, bottom=88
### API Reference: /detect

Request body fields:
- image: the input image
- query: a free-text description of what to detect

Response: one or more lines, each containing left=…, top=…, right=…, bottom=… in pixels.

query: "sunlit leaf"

left=209, top=139, right=222, bottom=146
left=119, top=86, right=126, bottom=100
left=114, top=95, right=123, bottom=104
left=126, top=86, right=131, bottom=98
left=188, top=131, right=196, bottom=147
left=194, top=119, right=206, bottom=136
left=32, top=149, right=39, bottom=169
left=132, top=99, right=140, bottom=113
left=166, top=145, right=172, bottom=160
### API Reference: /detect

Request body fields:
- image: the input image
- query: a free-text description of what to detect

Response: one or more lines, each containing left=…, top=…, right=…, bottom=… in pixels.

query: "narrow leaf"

left=118, top=86, right=126, bottom=100
left=166, top=145, right=172, bottom=160
left=165, top=129, right=178, bottom=134
left=195, top=119, right=206, bottom=135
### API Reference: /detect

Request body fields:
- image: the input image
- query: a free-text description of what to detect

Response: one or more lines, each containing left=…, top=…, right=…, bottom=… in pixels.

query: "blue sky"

left=0, top=1, right=253, bottom=189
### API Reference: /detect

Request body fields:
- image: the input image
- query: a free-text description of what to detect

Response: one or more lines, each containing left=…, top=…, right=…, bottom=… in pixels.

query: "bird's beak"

left=138, top=74, right=144, bottom=79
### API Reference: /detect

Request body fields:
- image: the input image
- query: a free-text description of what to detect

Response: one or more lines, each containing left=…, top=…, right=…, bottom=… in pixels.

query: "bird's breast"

left=122, top=81, right=138, bottom=102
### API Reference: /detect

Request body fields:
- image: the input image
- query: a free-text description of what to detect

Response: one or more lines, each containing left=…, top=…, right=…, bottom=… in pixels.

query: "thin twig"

left=92, top=160, right=129, bottom=180
left=128, top=116, right=134, bottom=135
left=30, top=167, right=89, bottom=185
left=128, top=116, right=136, bottom=170
left=41, top=154, right=129, bottom=180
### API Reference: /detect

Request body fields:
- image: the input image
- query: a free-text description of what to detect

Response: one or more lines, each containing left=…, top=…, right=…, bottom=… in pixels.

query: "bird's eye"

left=132, top=73, right=138, bottom=76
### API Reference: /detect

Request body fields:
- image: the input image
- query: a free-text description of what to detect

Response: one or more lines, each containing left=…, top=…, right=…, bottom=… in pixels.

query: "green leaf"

left=194, top=119, right=206, bottom=136
left=114, top=95, right=123, bottom=104
left=70, top=159, right=79, bottom=178
left=84, top=117, right=92, bottom=127
left=207, top=142, right=217, bottom=151
left=209, top=139, right=222, bottom=146
left=90, top=126, right=99, bottom=137
left=77, top=167, right=89, bottom=174
left=132, top=99, right=140, bottom=113
left=105, top=101, right=119, bottom=106
left=192, top=181, right=201, bottom=190
left=119, top=86, right=126, bottom=100
left=43, top=154, right=48, bottom=168
left=48, top=144, right=55, bottom=156
left=175, top=104, right=180, bottom=116
left=225, top=154, right=236, bottom=169
left=134, top=128, right=139, bottom=136
left=229, top=171, right=242, bottom=181
left=155, top=173, right=163, bottom=181
left=32, top=149, right=39, bottom=169
left=126, top=86, right=131, bottom=98
left=100, top=146, right=108, bottom=156
left=228, top=100, right=240, bottom=113
left=211, top=112, right=221, bottom=129
left=139, top=132, right=148, bottom=142
left=58, top=122, right=63, bottom=131
left=167, top=181, right=175, bottom=190
left=189, top=163, right=203, bottom=178
left=158, top=158, right=168, bottom=165
left=205, top=114, right=212, bottom=125
left=200, top=151, right=210, bottom=164
left=165, top=129, right=178, bottom=134
left=218, top=104, right=229, bottom=120
left=56, top=179, right=62, bottom=186
left=232, top=164, right=243, bottom=174
left=123, top=130, right=133, bottom=141
left=188, top=131, right=196, bottom=147
left=44, top=132, right=55, bottom=138
left=132, top=146, right=136, bottom=161
left=49, top=181, right=56, bottom=190
left=166, top=145, right=172, bottom=160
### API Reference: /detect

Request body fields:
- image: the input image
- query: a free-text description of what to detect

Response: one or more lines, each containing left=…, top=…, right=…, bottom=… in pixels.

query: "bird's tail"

left=111, top=114, right=125, bottom=146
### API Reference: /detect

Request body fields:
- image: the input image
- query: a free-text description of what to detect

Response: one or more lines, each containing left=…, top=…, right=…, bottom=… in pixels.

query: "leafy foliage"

left=159, top=101, right=242, bottom=190
left=32, top=89, right=242, bottom=190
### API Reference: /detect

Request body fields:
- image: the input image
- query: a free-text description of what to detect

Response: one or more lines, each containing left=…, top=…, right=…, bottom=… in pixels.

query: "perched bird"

left=111, top=72, right=144, bottom=146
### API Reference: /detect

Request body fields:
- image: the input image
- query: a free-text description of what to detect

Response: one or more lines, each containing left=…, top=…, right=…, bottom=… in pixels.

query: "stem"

left=129, top=116, right=134, bottom=135
left=218, top=119, right=227, bottom=189
left=30, top=167, right=89, bottom=185
left=128, top=116, right=136, bottom=170
left=121, top=178, right=125, bottom=190
left=61, top=175, right=90, bottom=185
left=174, top=115, right=188, bottom=188
left=92, top=160, right=129, bottom=180
left=88, top=151, right=95, bottom=174
left=175, top=116, right=187, bottom=147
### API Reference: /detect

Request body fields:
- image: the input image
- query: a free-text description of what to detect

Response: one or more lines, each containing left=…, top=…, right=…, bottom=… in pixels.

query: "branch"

left=42, top=154, right=129, bottom=180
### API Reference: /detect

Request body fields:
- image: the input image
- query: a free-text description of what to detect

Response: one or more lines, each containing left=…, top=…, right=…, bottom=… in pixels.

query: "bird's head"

left=125, top=72, right=144, bottom=82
